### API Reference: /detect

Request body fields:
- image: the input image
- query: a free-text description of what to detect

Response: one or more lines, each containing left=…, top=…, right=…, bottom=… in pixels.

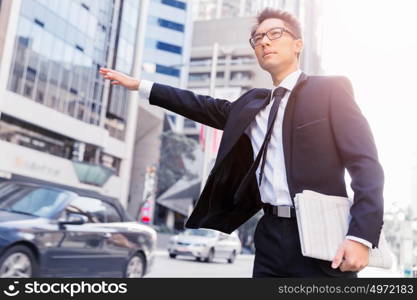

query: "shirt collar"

left=272, top=69, right=302, bottom=92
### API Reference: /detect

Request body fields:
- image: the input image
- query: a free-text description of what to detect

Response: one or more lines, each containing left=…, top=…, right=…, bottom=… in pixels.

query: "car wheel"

left=227, top=250, right=237, bottom=264
left=125, top=253, right=145, bottom=278
left=204, top=248, right=215, bottom=263
left=195, top=257, right=201, bottom=262
left=0, top=245, right=38, bottom=278
left=169, top=253, right=177, bottom=259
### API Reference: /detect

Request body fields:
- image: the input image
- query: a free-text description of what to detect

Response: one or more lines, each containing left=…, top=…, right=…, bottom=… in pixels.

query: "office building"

left=0, top=0, right=146, bottom=206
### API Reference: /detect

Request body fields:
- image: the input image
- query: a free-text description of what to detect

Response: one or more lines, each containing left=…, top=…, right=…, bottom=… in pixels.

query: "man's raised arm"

left=99, top=68, right=233, bottom=130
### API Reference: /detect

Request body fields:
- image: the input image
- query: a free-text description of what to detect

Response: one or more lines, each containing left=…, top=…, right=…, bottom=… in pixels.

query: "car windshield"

left=182, top=229, right=217, bottom=237
left=0, top=183, right=70, bottom=218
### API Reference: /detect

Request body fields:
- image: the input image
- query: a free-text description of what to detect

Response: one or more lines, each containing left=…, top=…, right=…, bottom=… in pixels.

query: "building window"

left=0, top=114, right=73, bottom=158
left=161, top=0, right=186, bottom=10
left=81, top=3, right=90, bottom=11
left=75, top=44, right=84, bottom=52
left=231, top=71, right=252, bottom=81
left=100, top=153, right=121, bottom=175
left=34, top=18, right=45, bottom=27
left=190, top=56, right=226, bottom=66
left=189, top=72, right=224, bottom=81
left=155, top=64, right=180, bottom=77
left=26, top=67, right=37, bottom=81
left=157, top=18, right=184, bottom=32
left=24, top=85, right=32, bottom=97
left=104, top=117, right=126, bottom=141
left=231, top=55, right=256, bottom=65
left=156, top=41, right=182, bottom=55
left=184, top=119, right=197, bottom=129
left=189, top=73, right=209, bottom=82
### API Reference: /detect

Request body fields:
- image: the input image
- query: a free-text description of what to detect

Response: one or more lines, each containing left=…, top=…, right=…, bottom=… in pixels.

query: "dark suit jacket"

left=149, top=73, right=384, bottom=250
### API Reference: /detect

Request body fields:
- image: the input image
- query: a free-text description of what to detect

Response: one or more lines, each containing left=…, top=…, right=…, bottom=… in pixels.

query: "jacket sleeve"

left=329, top=76, right=385, bottom=249
left=149, top=83, right=235, bottom=130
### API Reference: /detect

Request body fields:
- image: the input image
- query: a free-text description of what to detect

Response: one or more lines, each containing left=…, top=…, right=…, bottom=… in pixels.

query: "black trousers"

left=252, top=214, right=358, bottom=278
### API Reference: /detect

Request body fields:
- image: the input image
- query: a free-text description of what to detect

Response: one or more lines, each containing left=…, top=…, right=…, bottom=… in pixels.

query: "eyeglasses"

left=249, top=27, right=297, bottom=49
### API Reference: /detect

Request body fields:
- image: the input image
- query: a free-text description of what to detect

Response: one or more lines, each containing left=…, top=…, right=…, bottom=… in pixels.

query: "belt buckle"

left=277, top=206, right=291, bottom=218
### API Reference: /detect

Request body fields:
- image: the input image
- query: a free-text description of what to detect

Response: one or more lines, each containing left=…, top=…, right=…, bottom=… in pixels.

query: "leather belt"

left=263, top=204, right=296, bottom=218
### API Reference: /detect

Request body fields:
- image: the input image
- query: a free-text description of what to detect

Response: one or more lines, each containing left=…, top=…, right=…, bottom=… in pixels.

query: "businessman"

left=99, top=8, right=384, bottom=277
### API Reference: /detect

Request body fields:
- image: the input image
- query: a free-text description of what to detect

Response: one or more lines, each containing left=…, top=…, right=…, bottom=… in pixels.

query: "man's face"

left=252, top=18, right=303, bottom=73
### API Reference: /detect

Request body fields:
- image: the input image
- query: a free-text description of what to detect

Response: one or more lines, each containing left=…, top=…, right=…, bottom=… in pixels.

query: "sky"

left=319, top=0, right=417, bottom=211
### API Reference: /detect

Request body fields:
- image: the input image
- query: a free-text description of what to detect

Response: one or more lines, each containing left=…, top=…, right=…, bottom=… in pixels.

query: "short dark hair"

left=250, top=8, right=302, bottom=40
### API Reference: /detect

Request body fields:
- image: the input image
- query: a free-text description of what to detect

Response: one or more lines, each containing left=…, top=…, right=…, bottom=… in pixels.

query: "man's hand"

left=99, top=67, right=140, bottom=90
left=331, top=239, right=369, bottom=272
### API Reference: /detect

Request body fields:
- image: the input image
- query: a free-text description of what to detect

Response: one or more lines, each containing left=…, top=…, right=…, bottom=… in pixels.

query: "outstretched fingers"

left=99, top=67, right=112, bottom=73
left=100, top=69, right=120, bottom=82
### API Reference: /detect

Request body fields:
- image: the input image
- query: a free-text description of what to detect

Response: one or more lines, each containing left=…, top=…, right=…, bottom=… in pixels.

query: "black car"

left=0, top=181, right=156, bottom=278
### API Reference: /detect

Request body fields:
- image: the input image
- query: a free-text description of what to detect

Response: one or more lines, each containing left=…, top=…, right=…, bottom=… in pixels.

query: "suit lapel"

left=213, top=90, right=270, bottom=170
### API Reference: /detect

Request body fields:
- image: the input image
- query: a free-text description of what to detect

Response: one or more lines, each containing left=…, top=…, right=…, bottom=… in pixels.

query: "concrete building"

left=189, top=0, right=324, bottom=93
left=0, top=0, right=147, bottom=206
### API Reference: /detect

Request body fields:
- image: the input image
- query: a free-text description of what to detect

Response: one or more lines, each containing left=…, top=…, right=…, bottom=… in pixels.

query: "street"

left=147, top=250, right=255, bottom=278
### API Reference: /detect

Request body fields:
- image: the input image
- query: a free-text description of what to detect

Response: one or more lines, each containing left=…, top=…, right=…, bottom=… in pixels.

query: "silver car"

left=167, top=228, right=241, bottom=263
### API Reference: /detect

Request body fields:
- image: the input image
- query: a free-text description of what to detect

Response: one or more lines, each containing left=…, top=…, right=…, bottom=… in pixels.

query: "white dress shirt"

left=244, top=69, right=301, bottom=207
left=137, top=75, right=372, bottom=249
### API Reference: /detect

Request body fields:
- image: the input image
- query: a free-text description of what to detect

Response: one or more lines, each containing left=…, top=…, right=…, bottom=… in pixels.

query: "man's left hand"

left=331, top=239, right=369, bottom=272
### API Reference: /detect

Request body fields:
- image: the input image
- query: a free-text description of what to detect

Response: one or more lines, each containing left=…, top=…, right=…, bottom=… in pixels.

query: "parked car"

left=168, top=228, right=241, bottom=263
left=0, top=181, right=156, bottom=278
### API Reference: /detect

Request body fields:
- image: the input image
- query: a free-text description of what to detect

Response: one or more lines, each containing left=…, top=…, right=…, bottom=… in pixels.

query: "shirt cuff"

left=138, top=79, right=154, bottom=101
left=346, top=235, right=372, bottom=248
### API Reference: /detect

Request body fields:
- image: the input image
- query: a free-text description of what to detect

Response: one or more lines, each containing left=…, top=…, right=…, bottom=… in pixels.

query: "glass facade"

left=7, top=0, right=140, bottom=141
left=8, top=0, right=115, bottom=126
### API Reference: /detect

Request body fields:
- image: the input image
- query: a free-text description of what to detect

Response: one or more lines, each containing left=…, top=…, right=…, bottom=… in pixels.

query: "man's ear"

left=294, top=39, right=303, bottom=57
